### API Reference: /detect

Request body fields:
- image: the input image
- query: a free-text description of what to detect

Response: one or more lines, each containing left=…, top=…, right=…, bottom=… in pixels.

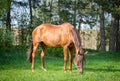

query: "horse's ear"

left=84, top=51, right=88, bottom=55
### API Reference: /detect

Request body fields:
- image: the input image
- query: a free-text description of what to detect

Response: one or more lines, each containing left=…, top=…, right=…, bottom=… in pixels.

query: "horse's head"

left=74, top=51, right=85, bottom=74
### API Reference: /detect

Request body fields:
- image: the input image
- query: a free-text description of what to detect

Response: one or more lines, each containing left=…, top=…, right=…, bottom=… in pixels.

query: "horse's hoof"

left=69, top=71, right=72, bottom=73
left=64, top=71, right=66, bottom=73
left=32, top=69, right=34, bottom=72
left=42, top=67, right=47, bottom=71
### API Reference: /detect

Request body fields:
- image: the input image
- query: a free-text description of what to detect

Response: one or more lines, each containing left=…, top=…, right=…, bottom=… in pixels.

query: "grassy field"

left=0, top=48, right=120, bottom=81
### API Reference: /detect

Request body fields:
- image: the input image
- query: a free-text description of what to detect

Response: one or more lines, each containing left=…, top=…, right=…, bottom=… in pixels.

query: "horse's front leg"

left=63, top=46, right=68, bottom=73
left=69, top=47, right=74, bottom=72
left=32, top=43, right=39, bottom=72
left=41, top=44, right=47, bottom=71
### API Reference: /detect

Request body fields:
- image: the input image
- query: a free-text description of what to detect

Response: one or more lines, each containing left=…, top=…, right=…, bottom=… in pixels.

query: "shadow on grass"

left=85, top=67, right=120, bottom=72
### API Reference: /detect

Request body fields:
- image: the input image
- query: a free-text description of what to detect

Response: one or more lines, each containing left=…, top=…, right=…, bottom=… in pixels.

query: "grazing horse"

left=27, top=22, right=85, bottom=73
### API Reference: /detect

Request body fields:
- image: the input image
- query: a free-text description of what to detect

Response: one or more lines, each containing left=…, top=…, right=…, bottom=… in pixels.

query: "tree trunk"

left=109, top=0, right=120, bottom=52
left=29, top=0, right=32, bottom=34
left=99, top=6, right=106, bottom=52
left=78, top=22, right=81, bottom=32
left=50, top=0, right=52, bottom=18
left=109, top=16, right=117, bottom=52
left=73, top=0, right=76, bottom=28
left=116, top=18, right=120, bottom=52
left=58, top=0, right=62, bottom=24
left=6, top=0, right=11, bottom=31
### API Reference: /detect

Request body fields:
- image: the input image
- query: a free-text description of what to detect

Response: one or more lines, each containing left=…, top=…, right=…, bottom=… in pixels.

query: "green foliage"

left=32, top=1, right=51, bottom=28
left=0, top=49, right=120, bottom=81
left=46, top=47, right=63, bottom=57
left=0, top=30, right=14, bottom=51
left=0, top=0, right=7, bottom=15
left=37, top=47, right=63, bottom=57
left=93, top=0, right=120, bottom=18
left=31, top=0, right=98, bottom=28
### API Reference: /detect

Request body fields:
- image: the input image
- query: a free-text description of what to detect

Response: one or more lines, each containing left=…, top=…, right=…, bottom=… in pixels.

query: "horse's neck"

left=72, top=29, right=83, bottom=54
left=74, top=41, right=83, bottom=54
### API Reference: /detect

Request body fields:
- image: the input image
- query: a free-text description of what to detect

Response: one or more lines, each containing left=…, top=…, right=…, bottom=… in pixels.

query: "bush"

left=0, top=30, right=14, bottom=51
left=46, top=47, right=63, bottom=57
left=37, top=47, right=63, bottom=57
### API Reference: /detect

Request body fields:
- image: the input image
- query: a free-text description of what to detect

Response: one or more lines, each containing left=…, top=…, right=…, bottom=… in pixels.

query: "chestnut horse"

left=27, top=22, right=85, bottom=73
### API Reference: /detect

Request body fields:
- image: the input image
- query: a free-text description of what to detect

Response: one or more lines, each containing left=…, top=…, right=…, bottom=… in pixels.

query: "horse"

left=27, top=22, right=85, bottom=73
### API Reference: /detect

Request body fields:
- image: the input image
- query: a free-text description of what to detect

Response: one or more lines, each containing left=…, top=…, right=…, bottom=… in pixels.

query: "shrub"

left=0, top=30, right=14, bottom=51
left=46, top=47, right=63, bottom=57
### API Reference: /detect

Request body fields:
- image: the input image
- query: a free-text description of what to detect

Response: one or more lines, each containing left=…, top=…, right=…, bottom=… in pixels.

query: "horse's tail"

left=27, top=41, right=33, bottom=63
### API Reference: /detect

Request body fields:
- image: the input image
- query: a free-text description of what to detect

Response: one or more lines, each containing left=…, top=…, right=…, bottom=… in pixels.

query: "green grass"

left=0, top=48, right=120, bottom=81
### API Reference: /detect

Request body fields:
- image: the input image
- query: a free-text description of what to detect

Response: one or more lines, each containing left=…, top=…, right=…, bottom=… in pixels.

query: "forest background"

left=0, top=0, right=120, bottom=52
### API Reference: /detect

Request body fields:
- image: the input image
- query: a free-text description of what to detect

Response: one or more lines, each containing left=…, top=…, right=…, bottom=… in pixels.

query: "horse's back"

left=33, top=22, right=74, bottom=36
left=39, top=22, right=74, bottom=30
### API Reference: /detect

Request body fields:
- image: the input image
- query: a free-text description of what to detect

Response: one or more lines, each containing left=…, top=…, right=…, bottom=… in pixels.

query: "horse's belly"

left=41, top=36, right=62, bottom=47
left=42, top=37, right=70, bottom=47
left=43, top=40, right=62, bottom=47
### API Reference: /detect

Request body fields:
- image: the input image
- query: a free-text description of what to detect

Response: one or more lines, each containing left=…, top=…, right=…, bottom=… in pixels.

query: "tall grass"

left=0, top=48, right=120, bottom=81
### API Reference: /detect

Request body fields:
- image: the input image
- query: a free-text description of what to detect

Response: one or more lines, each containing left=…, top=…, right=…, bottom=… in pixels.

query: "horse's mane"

left=71, top=28, right=83, bottom=54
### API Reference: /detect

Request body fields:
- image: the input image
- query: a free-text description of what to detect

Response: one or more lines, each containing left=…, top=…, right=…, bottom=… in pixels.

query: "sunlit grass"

left=0, top=48, right=120, bottom=81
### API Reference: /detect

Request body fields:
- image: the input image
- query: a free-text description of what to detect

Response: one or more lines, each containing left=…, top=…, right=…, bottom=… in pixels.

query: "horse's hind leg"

left=31, top=42, right=39, bottom=72
left=41, top=43, right=47, bottom=71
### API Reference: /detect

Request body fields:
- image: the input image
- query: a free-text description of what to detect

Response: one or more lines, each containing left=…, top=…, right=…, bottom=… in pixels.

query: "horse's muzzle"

left=78, top=68, right=83, bottom=74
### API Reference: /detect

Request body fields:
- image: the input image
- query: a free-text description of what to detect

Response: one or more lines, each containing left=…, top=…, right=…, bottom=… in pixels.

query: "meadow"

left=0, top=47, right=120, bottom=81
